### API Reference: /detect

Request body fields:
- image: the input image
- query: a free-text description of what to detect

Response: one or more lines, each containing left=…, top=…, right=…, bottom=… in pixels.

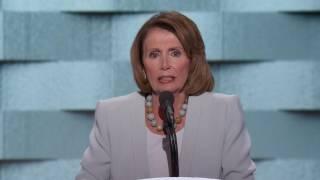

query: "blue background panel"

left=3, top=60, right=320, bottom=111
left=112, top=62, right=138, bottom=96
left=0, top=12, right=3, bottom=59
left=2, top=12, right=111, bottom=61
left=255, top=159, right=320, bottom=180
left=1, top=61, right=115, bottom=110
left=5, top=12, right=320, bottom=62
left=0, top=111, right=3, bottom=157
left=2, top=0, right=220, bottom=12
left=1, top=110, right=93, bottom=159
left=4, top=0, right=320, bottom=12
left=0, top=66, right=3, bottom=109
left=110, top=14, right=152, bottom=62
left=0, top=160, right=80, bottom=180
left=212, top=61, right=320, bottom=110
left=223, top=13, right=320, bottom=60
left=111, top=12, right=223, bottom=62
left=222, top=0, right=320, bottom=12
left=247, top=111, right=320, bottom=159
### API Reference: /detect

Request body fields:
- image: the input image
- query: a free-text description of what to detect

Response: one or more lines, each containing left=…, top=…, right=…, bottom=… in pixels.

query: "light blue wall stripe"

left=0, top=159, right=80, bottom=180
left=0, top=111, right=3, bottom=158
left=3, top=12, right=320, bottom=61
left=247, top=111, right=320, bottom=158
left=222, top=13, right=320, bottom=60
left=3, top=0, right=320, bottom=12
left=255, top=159, right=320, bottom=180
left=110, top=12, right=223, bottom=62
left=0, top=12, right=3, bottom=59
left=110, top=13, right=152, bottom=62
left=0, top=65, right=2, bottom=109
left=222, top=0, right=320, bottom=12
left=2, top=0, right=220, bottom=12
left=1, top=111, right=93, bottom=159
left=3, top=60, right=320, bottom=110
left=2, top=12, right=112, bottom=61
left=212, top=61, right=320, bottom=110
left=1, top=61, right=116, bottom=110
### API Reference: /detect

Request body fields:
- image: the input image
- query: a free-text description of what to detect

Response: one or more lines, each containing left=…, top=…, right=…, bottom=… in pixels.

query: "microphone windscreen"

left=159, top=91, right=174, bottom=108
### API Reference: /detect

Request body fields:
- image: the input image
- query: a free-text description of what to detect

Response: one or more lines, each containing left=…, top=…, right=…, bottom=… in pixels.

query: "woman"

left=76, top=11, right=255, bottom=180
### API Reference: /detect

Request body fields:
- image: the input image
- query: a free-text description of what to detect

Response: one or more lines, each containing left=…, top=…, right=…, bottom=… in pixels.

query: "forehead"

left=143, top=27, right=182, bottom=49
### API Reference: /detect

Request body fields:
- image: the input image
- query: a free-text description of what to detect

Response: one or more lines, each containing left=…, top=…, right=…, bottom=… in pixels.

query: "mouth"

left=158, top=76, right=175, bottom=83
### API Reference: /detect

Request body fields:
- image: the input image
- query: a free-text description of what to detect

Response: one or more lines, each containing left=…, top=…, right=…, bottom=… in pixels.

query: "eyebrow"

left=145, top=46, right=184, bottom=53
left=146, top=48, right=161, bottom=53
left=168, top=47, right=183, bottom=51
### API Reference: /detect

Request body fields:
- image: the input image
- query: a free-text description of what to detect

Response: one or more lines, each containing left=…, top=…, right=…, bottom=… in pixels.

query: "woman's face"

left=143, top=27, right=190, bottom=95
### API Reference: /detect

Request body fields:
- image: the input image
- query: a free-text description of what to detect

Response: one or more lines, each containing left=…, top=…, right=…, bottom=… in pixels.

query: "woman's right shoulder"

left=96, top=91, right=144, bottom=111
left=93, top=92, right=145, bottom=126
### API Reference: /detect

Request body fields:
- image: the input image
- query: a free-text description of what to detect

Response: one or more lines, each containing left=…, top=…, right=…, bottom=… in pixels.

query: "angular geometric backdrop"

left=1, top=0, right=320, bottom=179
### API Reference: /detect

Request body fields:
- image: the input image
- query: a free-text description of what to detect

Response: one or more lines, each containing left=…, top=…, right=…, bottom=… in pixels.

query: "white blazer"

left=76, top=92, right=256, bottom=180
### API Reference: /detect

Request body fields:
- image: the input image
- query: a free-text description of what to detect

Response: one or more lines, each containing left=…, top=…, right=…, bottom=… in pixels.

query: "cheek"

left=178, top=63, right=190, bottom=82
left=182, top=61, right=190, bottom=75
left=144, top=66, right=158, bottom=84
left=146, top=68, right=157, bottom=79
left=181, top=69, right=189, bottom=82
left=143, top=62, right=155, bottom=77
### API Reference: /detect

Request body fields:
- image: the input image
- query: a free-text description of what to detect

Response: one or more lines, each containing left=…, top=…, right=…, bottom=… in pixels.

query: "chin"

left=155, top=87, right=181, bottom=94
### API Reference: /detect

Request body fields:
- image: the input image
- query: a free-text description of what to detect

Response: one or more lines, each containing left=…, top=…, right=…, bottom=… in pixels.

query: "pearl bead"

left=182, top=104, right=188, bottom=110
left=179, top=109, right=186, bottom=116
left=146, top=101, right=152, bottom=107
left=147, top=113, right=155, bottom=120
left=146, top=95, right=152, bottom=101
left=151, top=120, right=157, bottom=127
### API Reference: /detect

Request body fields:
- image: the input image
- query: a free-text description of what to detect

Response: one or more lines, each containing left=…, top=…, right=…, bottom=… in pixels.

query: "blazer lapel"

left=128, top=93, right=150, bottom=179
left=179, top=95, right=202, bottom=177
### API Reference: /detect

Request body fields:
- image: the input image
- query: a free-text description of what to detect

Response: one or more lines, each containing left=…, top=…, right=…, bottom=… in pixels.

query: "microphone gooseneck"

left=159, top=91, right=179, bottom=177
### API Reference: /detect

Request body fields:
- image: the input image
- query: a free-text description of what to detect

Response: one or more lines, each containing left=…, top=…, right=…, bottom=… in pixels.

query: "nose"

left=161, top=55, right=170, bottom=70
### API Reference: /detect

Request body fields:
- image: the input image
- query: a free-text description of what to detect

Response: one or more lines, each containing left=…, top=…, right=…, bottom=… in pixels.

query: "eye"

left=170, top=49, right=181, bottom=57
left=148, top=51, right=160, bottom=59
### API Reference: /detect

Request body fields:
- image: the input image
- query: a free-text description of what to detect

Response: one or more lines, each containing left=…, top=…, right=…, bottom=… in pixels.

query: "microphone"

left=159, top=91, right=175, bottom=129
left=159, top=91, right=179, bottom=177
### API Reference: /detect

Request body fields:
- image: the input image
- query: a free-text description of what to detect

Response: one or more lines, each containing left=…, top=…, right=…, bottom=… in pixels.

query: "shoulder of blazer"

left=97, top=92, right=144, bottom=110
left=93, top=92, right=145, bottom=130
left=196, top=92, right=240, bottom=106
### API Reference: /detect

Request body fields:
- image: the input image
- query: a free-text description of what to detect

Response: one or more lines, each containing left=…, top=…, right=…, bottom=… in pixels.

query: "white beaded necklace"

left=145, top=94, right=188, bottom=132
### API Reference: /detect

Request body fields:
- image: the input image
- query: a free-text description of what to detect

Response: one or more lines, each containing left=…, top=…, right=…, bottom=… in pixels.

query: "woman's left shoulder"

left=198, top=92, right=241, bottom=105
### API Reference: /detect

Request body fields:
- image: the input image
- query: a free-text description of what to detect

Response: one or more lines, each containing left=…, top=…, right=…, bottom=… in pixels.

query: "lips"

left=158, top=76, right=175, bottom=83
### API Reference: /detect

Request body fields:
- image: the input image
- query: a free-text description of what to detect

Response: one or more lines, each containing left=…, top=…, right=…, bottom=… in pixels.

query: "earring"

left=143, top=70, right=147, bottom=80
